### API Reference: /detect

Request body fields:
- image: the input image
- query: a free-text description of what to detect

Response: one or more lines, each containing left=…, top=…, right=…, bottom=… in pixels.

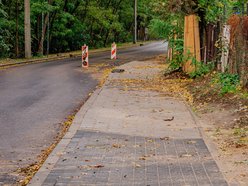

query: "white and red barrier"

left=111, top=42, right=117, bottom=60
left=82, top=44, right=89, bottom=68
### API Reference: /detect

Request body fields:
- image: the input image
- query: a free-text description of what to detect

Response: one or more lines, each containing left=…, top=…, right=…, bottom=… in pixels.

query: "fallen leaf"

left=235, top=160, right=248, bottom=165
left=239, top=137, right=248, bottom=142
left=132, top=162, right=141, bottom=168
left=180, top=153, right=193, bottom=158
left=240, top=174, right=247, bottom=177
left=187, top=140, right=196, bottom=144
left=164, top=117, right=174, bottom=121
left=90, top=164, right=104, bottom=168
left=160, top=137, right=170, bottom=141
left=112, top=144, right=122, bottom=148
left=147, top=139, right=154, bottom=143
left=139, top=157, right=146, bottom=160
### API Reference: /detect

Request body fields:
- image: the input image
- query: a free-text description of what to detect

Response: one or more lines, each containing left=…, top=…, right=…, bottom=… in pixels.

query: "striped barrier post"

left=82, top=44, right=89, bottom=68
left=111, top=42, right=117, bottom=60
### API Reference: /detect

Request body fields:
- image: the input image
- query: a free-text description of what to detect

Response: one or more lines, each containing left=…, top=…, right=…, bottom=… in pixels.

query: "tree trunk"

left=37, top=0, right=53, bottom=55
left=24, top=0, right=31, bottom=58
left=104, top=31, right=110, bottom=47
left=134, top=0, right=137, bottom=44
left=38, top=13, right=48, bottom=55
left=15, top=0, right=19, bottom=57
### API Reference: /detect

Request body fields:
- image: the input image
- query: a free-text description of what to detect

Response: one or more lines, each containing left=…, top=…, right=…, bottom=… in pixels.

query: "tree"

left=0, top=1, right=11, bottom=57
left=0, top=0, right=158, bottom=57
left=24, top=0, right=31, bottom=58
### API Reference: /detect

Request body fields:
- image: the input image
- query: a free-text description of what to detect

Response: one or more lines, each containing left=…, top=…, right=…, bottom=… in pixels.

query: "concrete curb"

left=28, top=87, right=103, bottom=186
left=0, top=48, right=109, bottom=68
left=185, top=104, right=236, bottom=186
left=0, top=55, right=74, bottom=68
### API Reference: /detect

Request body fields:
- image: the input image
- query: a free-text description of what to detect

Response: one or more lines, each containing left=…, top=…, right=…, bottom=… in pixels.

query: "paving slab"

left=29, top=61, right=228, bottom=186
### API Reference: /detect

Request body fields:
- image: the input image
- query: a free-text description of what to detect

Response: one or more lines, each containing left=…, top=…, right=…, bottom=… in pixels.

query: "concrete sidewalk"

left=29, top=61, right=228, bottom=186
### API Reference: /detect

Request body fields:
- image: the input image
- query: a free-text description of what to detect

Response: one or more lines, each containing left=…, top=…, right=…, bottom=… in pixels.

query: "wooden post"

left=183, top=14, right=201, bottom=73
left=221, top=25, right=231, bottom=72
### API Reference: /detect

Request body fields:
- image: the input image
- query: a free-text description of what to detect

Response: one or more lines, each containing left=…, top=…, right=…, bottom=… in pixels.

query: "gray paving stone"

left=41, top=131, right=227, bottom=186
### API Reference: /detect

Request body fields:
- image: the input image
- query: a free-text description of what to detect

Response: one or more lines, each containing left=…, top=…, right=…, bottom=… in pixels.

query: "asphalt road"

left=0, top=41, right=167, bottom=184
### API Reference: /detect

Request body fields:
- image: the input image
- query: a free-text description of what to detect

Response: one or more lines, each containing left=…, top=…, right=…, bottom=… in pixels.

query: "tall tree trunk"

left=134, top=0, right=137, bottom=44
left=37, top=0, right=53, bottom=55
left=104, top=31, right=110, bottom=47
left=24, top=0, right=31, bottom=58
left=38, top=13, right=48, bottom=55
left=15, top=0, right=19, bottom=57
left=36, top=15, right=40, bottom=51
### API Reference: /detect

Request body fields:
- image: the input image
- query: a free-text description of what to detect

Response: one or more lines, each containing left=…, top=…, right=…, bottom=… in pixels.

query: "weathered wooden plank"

left=183, top=14, right=201, bottom=73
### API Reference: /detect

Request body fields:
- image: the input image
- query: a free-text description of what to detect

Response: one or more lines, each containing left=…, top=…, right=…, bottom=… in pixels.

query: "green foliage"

left=213, top=73, right=240, bottom=94
left=0, top=0, right=156, bottom=57
left=198, top=0, right=225, bottom=23
left=189, top=61, right=213, bottom=78
left=233, top=0, right=248, bottom=14
left=150, top=0, right=244, bottom=77
left=168, top=38, right=184, bottom=70
left=31, top=1, right=57, bottom=14
left=149, top=19, right=169, bottom=39
left=233, top=127, right=247, bottom=137
left=0, top=2, right=12, bottom=57
left=148, top=1, right=185, bottom=70
left=1, top=0, right=244, bottom=59
left=166, top=0, right=198, bottom=15
left=165, top=0, right=232, bottom=23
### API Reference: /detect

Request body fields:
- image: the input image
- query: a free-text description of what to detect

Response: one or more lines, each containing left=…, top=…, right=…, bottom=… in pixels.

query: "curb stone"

left=184, top=102, right=236, bottom=186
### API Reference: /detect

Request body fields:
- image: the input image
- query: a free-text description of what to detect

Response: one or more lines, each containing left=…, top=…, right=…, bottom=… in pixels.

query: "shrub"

left=213, top=73, right=240, bottom=95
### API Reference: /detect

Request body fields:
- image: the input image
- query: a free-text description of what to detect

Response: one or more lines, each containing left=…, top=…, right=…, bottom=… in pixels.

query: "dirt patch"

left=186, top=73, right=248, bottom=185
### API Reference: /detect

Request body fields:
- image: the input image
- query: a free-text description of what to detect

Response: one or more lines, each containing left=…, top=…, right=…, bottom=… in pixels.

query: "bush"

left=213, top=73, right=240, bottom=95
left=189, top=60, right=213, bottom=78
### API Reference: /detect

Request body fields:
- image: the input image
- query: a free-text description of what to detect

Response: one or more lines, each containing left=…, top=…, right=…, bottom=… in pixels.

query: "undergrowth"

left=212, top=73, right=241, bottom=95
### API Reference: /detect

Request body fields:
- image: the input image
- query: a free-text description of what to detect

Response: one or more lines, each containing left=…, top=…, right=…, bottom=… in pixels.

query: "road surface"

left=0, top=41, right=167, bottom=184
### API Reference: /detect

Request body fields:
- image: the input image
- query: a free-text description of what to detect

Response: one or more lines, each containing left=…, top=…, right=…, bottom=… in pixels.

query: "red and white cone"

left=111, top=42, right=117, bottom=60
left=82, top=44, right=89, bottom=68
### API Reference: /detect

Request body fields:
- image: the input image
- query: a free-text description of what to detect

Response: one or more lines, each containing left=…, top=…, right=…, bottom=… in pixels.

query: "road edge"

left=28, top=87, right=103, bottom=186
left=0, top=42, right=152, bottom=69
